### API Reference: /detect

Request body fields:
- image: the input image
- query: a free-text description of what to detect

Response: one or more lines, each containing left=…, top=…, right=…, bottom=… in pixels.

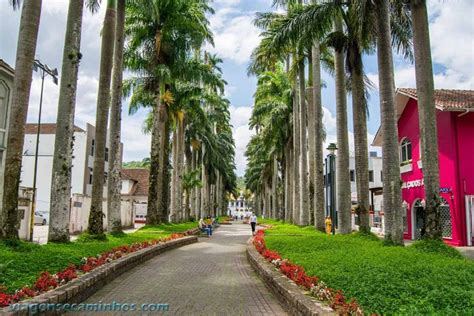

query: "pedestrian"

left=199, top=218, right=211, bottom=237
left=250, top=212, right=257, bottom=236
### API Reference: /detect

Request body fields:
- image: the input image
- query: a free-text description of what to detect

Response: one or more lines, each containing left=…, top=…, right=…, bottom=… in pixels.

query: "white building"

left=348, top=151, right=384, bottom=233
left=21, top=123, right=121, bottom=217
left=228, top=191, right=252, bottom=218
left=0, top=59, right=14, bottom=211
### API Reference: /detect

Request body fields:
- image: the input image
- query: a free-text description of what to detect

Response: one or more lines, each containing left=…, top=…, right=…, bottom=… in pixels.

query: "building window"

left=0, top=81, right=10, bottom=148
left=89, top=168, right=93, bottom=184
left=380, top=171, right=383, bottom=183
left=440, top=198, right=452, bottom=238
left=350, top=170, right=355, bottom=182
left=105, top=148, right=109, bottom=162
left=400, top=138, right=412, bottom=164
left=369, top=170, right=374, bottom=182
left=91, top=139, right=95, bottom=156
left=402, top=202, right=408, bottom=233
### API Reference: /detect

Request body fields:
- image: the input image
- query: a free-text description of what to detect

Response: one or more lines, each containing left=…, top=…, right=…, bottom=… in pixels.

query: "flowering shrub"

left=34, top=272, right=58, bottom=292
left=0, top=232, right=187, bottom=308
left=253, top=229, right=364, bottom=316
left=56, top=265, right=77, bottom=283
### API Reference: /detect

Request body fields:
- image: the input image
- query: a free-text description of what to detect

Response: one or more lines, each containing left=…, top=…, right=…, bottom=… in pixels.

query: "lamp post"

left=325, top=143, right=337, bottom=235
left=29, top=59, right=58, bottom=242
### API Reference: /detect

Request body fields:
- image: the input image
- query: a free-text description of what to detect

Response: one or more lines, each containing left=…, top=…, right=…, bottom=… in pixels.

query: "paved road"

left=77, top=223, right=287, bottom=315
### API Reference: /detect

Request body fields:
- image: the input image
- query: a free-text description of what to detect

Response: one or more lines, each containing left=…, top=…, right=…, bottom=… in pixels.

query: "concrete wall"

left=69, top=194, right=135, bottom=234
left=21, top=131, right=88, bottom=214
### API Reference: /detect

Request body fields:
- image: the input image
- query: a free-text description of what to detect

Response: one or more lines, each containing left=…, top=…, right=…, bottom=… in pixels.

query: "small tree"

left=182, top=168, right=202, bottom=221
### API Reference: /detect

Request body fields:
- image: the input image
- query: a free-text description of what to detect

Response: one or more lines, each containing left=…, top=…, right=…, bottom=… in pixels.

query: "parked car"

left=34, top=212, right=47, bottom=225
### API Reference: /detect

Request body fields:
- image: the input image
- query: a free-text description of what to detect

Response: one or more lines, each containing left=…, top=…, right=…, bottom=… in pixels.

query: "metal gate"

left=467, top=196, right=474, bottom=246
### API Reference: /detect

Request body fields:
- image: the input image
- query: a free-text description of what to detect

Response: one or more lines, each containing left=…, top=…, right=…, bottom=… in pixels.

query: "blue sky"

left=0, top=0, right=473, bottom=176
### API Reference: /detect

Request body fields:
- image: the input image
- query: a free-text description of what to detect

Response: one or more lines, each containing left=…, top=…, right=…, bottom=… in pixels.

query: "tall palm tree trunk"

left=411, top=0, right=441, bottom=240
left=375, top=0, right=403, bottom=245
left=200, top=158, right=209, bottom=217
left=312, top=42, right=325, bottom=232
left=0, top=0, right=42, bottom=240
left=195, top=151, right=202, bottom=218
left=292, top=73, right=300, bottom=224
left=177, top=117, right=185, bottom=220
left=159, top=117, right=171, bottom=223
left=191, top=148, right=197, bottom=218
left=307, top=81, right=316, bottom=226
left=88, top=0, right=116, bottom=236
left=107, top=0, right=125, bottom=233
left=299, top=59, right=309, bottom=226
left=49, top=0, right=84, bottom=242
left=147, top=96, right=162, bottom=224
left=334, top=17, right=351, bottom=234
left=272, top=155, right=279, bottom=219
left=350, top=48, right=371, bottom=234
left=284, top=141, right=292, bottom=222
left=170, top=129, right=178, bottom=222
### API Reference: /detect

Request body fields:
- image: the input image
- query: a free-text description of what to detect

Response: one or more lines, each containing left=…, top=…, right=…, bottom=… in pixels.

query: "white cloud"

left=206, top=7, right=261, bottom=64
left=368, top=0, right=474, bottom=91
left=230, top=105, right=254, bottom=175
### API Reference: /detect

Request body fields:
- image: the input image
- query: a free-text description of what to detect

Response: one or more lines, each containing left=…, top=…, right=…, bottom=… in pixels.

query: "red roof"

left=25, top=123, right=85, bottom=134
left=121, top=168, right=149, bottom=197
left=398, top=88, right=474, bottom=111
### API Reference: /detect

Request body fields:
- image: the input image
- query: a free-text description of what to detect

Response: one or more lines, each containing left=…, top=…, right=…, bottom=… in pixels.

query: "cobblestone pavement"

left=76, top=223, right=287, bottom=316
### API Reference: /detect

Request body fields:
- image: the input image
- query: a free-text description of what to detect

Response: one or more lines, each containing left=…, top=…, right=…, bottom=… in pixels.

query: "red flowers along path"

left=253, top=229, right=364, bottom=316
left=0, top=233, right=190, bottom=308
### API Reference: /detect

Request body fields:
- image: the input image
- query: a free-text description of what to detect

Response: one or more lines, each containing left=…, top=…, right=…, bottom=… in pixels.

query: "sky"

left=0, top=0, right=473, bottom=177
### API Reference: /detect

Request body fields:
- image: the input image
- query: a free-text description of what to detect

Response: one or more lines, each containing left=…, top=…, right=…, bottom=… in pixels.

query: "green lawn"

left=0, top=222, right=197, bottom=293
left=262, top=222, right=474, bottom=315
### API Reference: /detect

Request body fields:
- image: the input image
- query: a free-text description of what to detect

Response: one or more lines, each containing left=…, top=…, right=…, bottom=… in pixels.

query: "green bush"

left=263, top=223, right=474, bottom=315
left=411, top=239, right=464, bottom=259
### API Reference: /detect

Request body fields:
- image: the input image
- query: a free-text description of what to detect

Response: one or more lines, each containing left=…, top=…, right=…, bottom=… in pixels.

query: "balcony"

left=400, top=161, right=413, bottom=174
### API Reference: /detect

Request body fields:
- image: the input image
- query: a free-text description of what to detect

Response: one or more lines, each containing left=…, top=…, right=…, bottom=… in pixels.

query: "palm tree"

left=124, top=0, right=214, bottom=225
left=107, top=0, right=126, bottom=233
left=182, top=168, right=202, bottom=221
left=331, top=15, right=352, bottom=234
left=410, top=0, right=441, bottom=240
left=373, top=0, right=405, bottom=245
left=49, top=0, right=95, bottom=242
left=1, top=0, right=42, bottom=240
left=311, top=38, right=325, bottom=232
left=88, top=0, right=116, bottom=237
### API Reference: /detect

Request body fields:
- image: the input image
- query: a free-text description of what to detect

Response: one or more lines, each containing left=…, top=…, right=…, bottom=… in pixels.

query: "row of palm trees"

left=0, top=0, right=236, bottom=241
left=245, top=0, right=442, bottom=245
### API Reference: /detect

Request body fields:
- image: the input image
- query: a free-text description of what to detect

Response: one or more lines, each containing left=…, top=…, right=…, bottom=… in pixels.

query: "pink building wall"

left=397, top=99, right=474, bottom=246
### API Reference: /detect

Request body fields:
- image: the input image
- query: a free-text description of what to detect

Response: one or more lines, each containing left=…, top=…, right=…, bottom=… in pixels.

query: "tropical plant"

left=107, top=0, right=126, bottom=233
left=1, top=0, right=42, bottom=240
left=49, top=0, right=101, bottom=242
left=88, top=0, right=117, bottom=237
left=410, top=0, right=441, bottom=240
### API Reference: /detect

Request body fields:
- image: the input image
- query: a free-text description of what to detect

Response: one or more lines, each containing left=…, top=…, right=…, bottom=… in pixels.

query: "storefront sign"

left=402, top=179, right=424, bottom=189
left=439, top=187, right=452, bottom=193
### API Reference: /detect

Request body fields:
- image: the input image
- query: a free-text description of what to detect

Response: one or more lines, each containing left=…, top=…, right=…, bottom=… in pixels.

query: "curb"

left=246, top=238, right=335, bottom=316
left=1, top=236, right=198, bottom=315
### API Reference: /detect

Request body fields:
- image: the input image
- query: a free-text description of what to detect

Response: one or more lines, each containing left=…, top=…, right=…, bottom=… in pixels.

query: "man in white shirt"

left=250, top=213, right=257, bottom=236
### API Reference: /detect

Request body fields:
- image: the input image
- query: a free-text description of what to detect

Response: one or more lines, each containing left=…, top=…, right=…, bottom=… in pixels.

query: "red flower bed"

left=0, top=233, right=187, bottom=308
left=253, top=229, right=364, bottom=315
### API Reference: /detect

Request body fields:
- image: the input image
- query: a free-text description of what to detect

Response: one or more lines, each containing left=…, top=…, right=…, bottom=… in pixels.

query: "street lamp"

left=29, top=59, right=58, bottom=242
left=325, top=143, right=337, bottom=235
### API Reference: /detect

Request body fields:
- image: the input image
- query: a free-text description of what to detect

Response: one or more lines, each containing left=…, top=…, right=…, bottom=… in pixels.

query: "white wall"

left=71, top=132, right=87, bottom=194
left=69, top=194, right=135, bottom=234
left=21, top=131, right=88, bottom=214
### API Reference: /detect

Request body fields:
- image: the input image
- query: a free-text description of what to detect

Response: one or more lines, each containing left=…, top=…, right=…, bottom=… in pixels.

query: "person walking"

left=250, top=212, right=257, bottom=236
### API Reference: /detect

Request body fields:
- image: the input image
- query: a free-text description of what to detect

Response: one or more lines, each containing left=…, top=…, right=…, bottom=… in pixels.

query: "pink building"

left=373, top=88, right=474, bottom=246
